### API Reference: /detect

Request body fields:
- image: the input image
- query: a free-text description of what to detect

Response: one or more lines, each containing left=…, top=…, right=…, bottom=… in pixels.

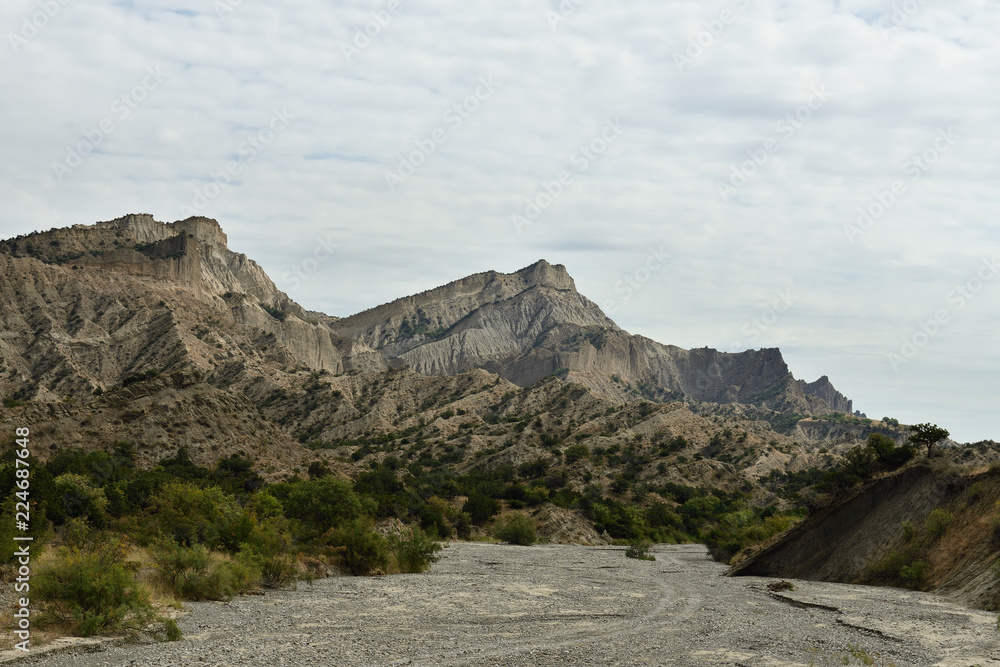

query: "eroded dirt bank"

left=12, top=543, right=1000, bottom=666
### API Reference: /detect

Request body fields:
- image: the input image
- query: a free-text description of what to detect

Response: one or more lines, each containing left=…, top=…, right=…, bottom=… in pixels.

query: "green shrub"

left=51, top=473, right=109, bottom=527
left=991, top=515, right=1000, bottom=548
left=866, top=546, right=928, bottom=590
left=34, top=539, right=155, bottom=637
left=901, top=521, right=916, bottom=542
left=418, top=496, right=455, bottom=538
left=625, top=539, right=655, bottom=561
left=392, top=526, right=443, bottom=573
left=238, top=517, right=298, bottom=588
left=969, top=482, right=984, bottom=502
left=159, top=618, right=183, bottom=642
left=899, top=560, right=929, bottom=588
left=152, top=542, right=261, bottom=601
left=328, top=519, right=389, bottom=575
left=925, top=509, right=953, bottom=539
left=462, top=492, right=500, bottom=525
left=494, top=513, right=536, bottom=545
left=144, top=482, right=249, bottom=551
left=284, top=476, right=368, bottom=533
left=564, top=444, right=590, bottom=464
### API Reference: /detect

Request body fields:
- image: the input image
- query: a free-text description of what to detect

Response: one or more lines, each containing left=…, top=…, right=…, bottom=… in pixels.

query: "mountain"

left=0, top=215, right=852, bottom=417
left=0, top=213, right=384, bottom=404
left=330, top=259, right=851, bottom=415
left=0, top=213, right=868, bottom=477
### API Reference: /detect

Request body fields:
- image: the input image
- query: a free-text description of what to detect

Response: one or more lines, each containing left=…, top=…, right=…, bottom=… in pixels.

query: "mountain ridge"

left=0, top=214, right=853, bottom=416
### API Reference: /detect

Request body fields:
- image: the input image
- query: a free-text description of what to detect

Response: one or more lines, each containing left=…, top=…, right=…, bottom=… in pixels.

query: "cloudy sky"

left=2, top=0, right=997, bottom=442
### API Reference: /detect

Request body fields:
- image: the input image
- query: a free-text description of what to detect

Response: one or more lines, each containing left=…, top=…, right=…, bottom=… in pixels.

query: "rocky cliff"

left=0, top=216, right=853, bottom=416
left=0, top=214, right=384, bottom=403
left=331, top=259, right=850, bottom=415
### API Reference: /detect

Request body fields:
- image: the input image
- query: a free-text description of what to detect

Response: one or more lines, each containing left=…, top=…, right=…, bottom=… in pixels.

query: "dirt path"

left=12, top=543, right=1000, bottom=666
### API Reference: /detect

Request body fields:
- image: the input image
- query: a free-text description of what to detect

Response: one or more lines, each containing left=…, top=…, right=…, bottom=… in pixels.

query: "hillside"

left=730, top=459, right=1000, bottom=610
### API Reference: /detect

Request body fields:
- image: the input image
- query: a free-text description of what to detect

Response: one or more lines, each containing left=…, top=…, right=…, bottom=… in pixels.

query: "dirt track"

left=11, top=543, right=1000, bottom=666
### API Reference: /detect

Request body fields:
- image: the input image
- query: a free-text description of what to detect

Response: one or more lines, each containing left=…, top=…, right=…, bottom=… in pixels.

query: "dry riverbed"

left=7, top=543, right=1000, bottom=666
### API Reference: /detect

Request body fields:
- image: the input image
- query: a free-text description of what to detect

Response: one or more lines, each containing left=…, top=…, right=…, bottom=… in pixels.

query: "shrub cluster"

left=493, top=513, right=537, bottom=545
left=0, top=442, right=450, bottom=640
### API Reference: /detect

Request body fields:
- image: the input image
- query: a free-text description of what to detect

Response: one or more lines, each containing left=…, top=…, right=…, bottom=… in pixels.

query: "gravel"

left=10, top=543, right=1000, bottom=666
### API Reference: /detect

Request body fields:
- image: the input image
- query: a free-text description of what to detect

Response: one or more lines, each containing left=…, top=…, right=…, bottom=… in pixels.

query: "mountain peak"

left=95, top=214, right=228, bottom=248
left=516, top=259, right=576, bottom=292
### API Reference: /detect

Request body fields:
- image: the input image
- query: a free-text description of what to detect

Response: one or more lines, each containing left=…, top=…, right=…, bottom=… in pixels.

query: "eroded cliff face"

left=331, top=259, right=850, bottom=414
left=729, top=463, right=1000, bottom=610
left=0, top=214, right=384, bottom=402
left=0, top=216, right=853, bottom=416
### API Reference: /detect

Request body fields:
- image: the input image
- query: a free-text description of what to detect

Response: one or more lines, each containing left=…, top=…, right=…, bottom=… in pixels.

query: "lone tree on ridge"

left=908, top=423, right=950, bottom=457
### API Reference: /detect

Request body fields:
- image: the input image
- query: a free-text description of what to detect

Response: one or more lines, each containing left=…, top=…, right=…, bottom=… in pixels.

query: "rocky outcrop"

left=331, top=259, right=852, bottom=415
left=0, top=215, right=384, bottom=402
left=799, top=376, right=852, bottom=414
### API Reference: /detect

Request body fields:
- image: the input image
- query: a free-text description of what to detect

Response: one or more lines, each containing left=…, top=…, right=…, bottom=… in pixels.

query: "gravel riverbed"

left=8, top=543, right=1000, bottom=666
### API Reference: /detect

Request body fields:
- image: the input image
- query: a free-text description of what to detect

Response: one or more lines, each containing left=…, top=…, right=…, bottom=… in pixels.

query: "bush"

left=564, top=444, right=590, bottom=464
left=899, top=560, right=929, bottom=588
left=327, top=519, right=389, bottom=575
left=239, top=517, right=298, bottom=588
left=925, top=509, right=953, bottom=539
left=284, top=476, right=369, bottom=533
left=144, top=482, right=249, bottom=551
left=392, top=526, right=443, bottom=573
left=152, top=542, right=261, bottom=601
left=462, top=492, right=500, bottom=525
left=625, top=539, right=655, bottom=561
left=51, top=473, right=109, bottom=527
left=34, top=539, right=156, bottom=637
left=494, top=513, right=536, bottom=545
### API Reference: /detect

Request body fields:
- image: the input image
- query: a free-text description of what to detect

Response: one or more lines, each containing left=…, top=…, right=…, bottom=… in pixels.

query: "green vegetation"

left=33, top=538, right=160, bottom=638
left=0, top=442, right=445, bottom=639
left=909, top=423, right=950, bottom=457
left=865, top=510, right=956, bottom=590
left=625, top=539, right=655, bottom=561
left=493, top=513, right=537, bottom=545
left=818, top=433, right=916, bottom=492
left=263, top=305, right=288, bottom=322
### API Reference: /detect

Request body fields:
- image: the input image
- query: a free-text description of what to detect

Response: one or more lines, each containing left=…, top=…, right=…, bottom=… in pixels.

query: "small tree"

left=909, top=423, right=949, bottom=457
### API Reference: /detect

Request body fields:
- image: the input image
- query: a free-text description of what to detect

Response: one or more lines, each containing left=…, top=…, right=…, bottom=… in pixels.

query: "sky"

left=1, top=0, right=997, bottom=442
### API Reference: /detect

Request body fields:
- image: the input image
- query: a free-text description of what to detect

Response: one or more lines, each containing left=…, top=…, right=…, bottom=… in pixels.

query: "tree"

left=908, top=423, right=949, bottom=457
